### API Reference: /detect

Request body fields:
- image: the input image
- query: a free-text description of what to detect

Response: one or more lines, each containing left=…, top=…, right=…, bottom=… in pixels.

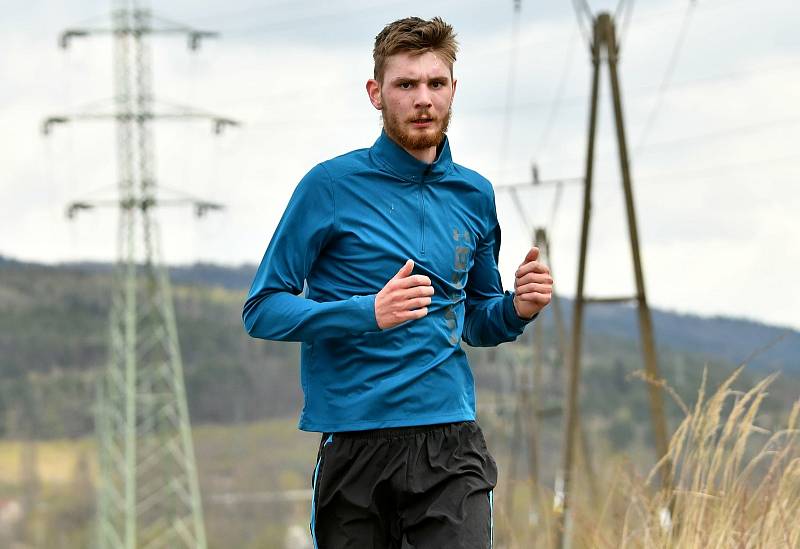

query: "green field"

left=0, top=417, right=321, bottom=549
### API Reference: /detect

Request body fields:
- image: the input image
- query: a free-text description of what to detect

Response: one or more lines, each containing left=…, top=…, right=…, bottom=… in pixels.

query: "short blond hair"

left=373, top=17, right=459, bottom=83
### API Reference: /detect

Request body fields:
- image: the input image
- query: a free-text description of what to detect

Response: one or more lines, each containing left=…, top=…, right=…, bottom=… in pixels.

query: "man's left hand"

left=513, top=247, right=553, bottom=320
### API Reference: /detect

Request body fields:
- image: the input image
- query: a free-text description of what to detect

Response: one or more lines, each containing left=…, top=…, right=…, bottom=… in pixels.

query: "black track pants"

left=309, top=421, right=497, bottom=549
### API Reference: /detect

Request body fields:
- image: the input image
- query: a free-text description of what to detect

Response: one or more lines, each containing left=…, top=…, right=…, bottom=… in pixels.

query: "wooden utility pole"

left=556, top=12, right=673, bottom=549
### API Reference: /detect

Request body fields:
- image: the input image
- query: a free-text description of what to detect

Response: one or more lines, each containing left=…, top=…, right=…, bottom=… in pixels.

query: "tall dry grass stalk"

left=615, top=366, right=800, bottom=548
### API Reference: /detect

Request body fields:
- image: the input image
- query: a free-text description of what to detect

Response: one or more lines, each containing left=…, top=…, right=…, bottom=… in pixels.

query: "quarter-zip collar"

left=370, top=129, right=453, bottom=183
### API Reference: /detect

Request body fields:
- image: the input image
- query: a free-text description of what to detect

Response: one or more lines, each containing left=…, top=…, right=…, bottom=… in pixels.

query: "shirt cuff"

left=504, top=291, right=538, bottom=331
left=351, top=293, right=381, bottom=333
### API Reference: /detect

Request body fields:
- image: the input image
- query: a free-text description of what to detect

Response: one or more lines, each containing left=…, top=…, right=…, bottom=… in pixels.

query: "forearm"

left=243, top=291, right=379, bottom=342
left=462, top=291, right=535, bottom=347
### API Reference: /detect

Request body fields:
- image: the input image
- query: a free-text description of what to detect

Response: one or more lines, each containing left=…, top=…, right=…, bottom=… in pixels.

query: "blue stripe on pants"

left=310, top=434, right=334, bottom=549
left=489, top=489, right=494, bottom=548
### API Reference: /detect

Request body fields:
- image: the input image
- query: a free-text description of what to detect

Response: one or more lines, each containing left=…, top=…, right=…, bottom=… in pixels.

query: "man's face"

left=369, top=51, right=457, bottom=151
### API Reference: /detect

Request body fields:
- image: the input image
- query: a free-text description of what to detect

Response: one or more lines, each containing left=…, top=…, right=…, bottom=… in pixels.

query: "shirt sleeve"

left=242, top=163, right=380, bottom=342
left=461, top=188, right=536, bottom=347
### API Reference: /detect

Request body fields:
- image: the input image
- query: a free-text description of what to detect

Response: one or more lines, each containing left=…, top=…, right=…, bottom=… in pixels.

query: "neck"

left=406, top=145, right=437, bottom=164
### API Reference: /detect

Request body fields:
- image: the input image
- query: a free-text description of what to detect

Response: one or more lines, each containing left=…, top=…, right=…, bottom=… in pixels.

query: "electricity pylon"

left=557, top=11, right=673, bottom=549
left=44, top=1, right=238, bottom=547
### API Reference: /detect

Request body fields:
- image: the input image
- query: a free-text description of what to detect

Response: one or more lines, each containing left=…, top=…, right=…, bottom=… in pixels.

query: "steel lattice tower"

left=44, top=1, right=237, bottom=547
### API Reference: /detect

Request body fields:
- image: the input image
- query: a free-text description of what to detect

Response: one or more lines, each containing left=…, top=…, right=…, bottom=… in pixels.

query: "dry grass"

left=615, top=366, right=800, bottom=548
left=496, top=367, right=799, bottom=549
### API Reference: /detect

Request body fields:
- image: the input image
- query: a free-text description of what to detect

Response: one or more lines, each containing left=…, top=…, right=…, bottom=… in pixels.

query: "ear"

left=451, top=78, right=457, bottom=102
left=366, top=79, right=382, bottom=110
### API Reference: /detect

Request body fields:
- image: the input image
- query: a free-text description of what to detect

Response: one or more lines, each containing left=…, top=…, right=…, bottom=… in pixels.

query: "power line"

left=501, top=152, right=800, bottom=192
left=532, top=24, right=581, bottom=161
left=174, top=0, right=304, bottom=24
left=218, top=0, right=462, bottom=36
left=570, top=0, right=594, bottom=48
left=629, top=0, right=747, bottom=28
left=614, top=0, right=636, bottom=47
left=214, top=53, right=773, bottom=120
left=498, top=0, right=523, bottom=185
left=637, top=115, right=800, bottom=153
left=177, top=0, right=790, bottom=110
left=630, top=152, right=800, bottom=184
left=184, top=0, right=459, bottom=28
left=634, top=0, right=698, bottom=154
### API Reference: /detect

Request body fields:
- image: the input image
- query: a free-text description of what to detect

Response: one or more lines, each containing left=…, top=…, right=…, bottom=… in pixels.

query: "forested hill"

left=0, top=255, right=797, bottom=439
left=7, top=255, right=794, bottom=374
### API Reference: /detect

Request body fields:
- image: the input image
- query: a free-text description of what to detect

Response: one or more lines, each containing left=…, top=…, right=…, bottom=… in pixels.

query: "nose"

left=413, top=87, right=433, bottom=110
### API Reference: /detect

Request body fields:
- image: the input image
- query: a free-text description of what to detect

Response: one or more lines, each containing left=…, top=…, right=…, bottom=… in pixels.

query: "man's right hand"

left=375, top=259, right=433, bottom=330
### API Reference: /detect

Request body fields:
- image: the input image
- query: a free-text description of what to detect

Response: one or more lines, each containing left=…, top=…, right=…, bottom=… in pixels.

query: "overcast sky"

left=2, top=0, right=799, bottom=331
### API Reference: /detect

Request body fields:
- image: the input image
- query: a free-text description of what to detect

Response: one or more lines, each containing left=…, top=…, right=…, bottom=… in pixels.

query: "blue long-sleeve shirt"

left=243, top=130, right=534, bottom=432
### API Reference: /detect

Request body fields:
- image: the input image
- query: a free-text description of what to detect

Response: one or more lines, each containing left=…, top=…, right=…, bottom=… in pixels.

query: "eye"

left=399, top=82, right=412, bottom=89
left=431, top=81, right=443, bottom=89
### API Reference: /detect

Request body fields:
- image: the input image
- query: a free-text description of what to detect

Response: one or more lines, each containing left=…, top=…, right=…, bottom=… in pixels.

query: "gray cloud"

left=1, top=0, right=798, bottom=330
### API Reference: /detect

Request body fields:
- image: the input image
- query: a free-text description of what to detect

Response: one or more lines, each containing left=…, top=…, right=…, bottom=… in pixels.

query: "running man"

left=243, top=16, right=553, bottom=548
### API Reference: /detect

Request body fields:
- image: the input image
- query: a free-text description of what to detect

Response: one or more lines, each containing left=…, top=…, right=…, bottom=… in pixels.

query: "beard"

left=381, top=99, right=453, bottom=152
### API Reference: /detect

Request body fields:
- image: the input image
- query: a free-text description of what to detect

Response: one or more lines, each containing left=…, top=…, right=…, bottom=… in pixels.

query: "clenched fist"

left=375, top=259, right=434, bottom=330
left=513, top=247, right=553, bottom=319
